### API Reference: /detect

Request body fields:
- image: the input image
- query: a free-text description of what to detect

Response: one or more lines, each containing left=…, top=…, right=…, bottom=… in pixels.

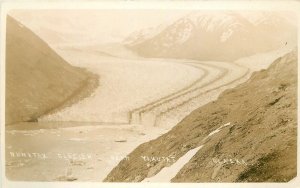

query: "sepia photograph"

left=0, top=0, right=299, bottom=187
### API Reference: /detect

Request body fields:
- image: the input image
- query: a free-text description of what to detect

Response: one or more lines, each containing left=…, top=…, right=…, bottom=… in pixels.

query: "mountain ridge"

left=124, top=11, right=297, bottom=61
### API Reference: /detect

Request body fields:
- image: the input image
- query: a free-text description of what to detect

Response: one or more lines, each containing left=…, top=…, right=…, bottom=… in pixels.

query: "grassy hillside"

left=5, top=16, right=98, bottom=125
left=104, top=50, right=297, bottom=182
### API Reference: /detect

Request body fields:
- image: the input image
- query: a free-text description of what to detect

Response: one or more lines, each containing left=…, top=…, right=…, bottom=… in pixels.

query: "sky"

left=9, top=9, right=190, bottom=46
left=8, top=9, right=297, bottom=48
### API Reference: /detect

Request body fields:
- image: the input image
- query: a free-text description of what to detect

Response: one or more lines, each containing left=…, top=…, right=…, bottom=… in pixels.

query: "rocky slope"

left=124, top=11, right=297, bottom=61
left=5, top=16, right=99, bottom=125
left=104, top=50, right=297, bottom=182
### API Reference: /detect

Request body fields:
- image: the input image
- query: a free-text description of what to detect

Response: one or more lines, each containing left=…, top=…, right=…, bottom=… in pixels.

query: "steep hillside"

left=104, top=50, right=297, bottom=182
left=5, top=16, right=99, bottom=125
left=125, top=11, right=296, bottom=61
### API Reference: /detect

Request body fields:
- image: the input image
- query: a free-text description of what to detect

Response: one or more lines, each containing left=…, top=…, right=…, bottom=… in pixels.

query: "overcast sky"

left=8, top=9, right=297, bottom=47
left=9, top=9, right=190, bottom=45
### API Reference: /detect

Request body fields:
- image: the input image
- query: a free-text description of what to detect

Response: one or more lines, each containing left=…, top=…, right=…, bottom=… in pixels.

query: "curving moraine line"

left=138, top=62, right=228, bottom=114
left=128, top=62, right=228, bottom=124
left=153, top=65, right=250, bottom=126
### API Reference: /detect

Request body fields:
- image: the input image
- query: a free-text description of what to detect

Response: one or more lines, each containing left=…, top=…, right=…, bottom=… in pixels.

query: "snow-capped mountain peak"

left=124, top=11, right=296, bottom=62
left=123, top=24, right=167, bottom=46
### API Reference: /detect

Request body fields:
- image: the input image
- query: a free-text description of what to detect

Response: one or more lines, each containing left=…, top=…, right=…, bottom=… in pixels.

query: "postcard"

left=1, top=1, right=299, bottom=188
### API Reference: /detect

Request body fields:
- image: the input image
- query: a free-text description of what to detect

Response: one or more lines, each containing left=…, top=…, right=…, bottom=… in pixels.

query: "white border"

left=1, top=0, right=300, bottom=188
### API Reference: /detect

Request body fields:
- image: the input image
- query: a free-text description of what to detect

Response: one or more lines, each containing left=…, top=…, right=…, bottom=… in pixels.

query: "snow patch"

left=205, top=122, right=231, bottom=140
left=142, top=122, right=232, bottom=182
left=176, top=24, right=193, bottom=44
left=220, top=29, right=233, bottom=42
left=143, top=145, right=203, bottom=182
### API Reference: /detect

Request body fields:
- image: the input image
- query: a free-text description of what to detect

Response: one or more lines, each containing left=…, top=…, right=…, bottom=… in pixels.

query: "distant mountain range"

left=124, top=11, right=297, bottom=61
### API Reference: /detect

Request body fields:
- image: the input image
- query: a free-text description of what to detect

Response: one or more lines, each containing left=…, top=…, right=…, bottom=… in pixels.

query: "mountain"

left=123, top=24, right=167, bottom=46
left=124, top=11, right=297, bottom=61
left=5, top=16, right=99, bottom=125
left=104, top=49, right=297, bottom=182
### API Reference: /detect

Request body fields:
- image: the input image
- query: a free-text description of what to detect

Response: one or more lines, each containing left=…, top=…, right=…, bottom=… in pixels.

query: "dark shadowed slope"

left=104, top=50, right=297, bottom=182
left=5, top=16, right=98, bottom=125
